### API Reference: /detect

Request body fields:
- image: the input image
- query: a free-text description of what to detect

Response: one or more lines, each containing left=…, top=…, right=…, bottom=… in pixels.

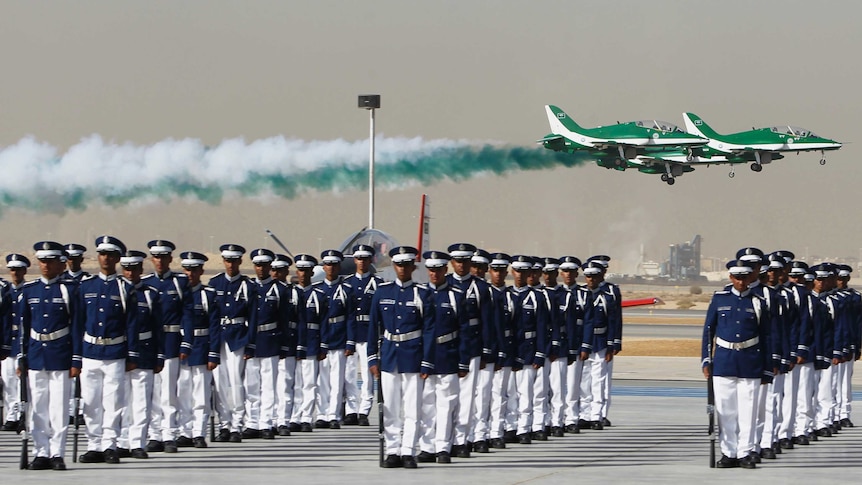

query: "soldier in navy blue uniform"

left=368, top=246, right=434, bottom=469
left=209, top=244, right=252, bottom=440
left=470, top=249, right=491, bottom=281
left=809, top=263, right=842, bottom=438
left=270, top=254, right=305, bottom=436
left=315, top=249, right=353, bottom=429
left=141, top=239, right=189, bottom=452
left=509, top=255, right=549, bottom=444
left=178, top=252, right=221, bottom=448
left=787, top=260, right=816, bottom=444
left=578, top=260, right=618, bottom=431
left=584, top=255, right=621, bottom=428
left=344, top=244, right=383, bottom=427
left=417, top=251, right=469, bottom=464
left=541, top=257, right=567, bottom=437
left=18, top=242, right=80, bottom=470
left=835, top=264, right=860, bottom=428
left=486, top=253, right=518, bottom=448
left=446, top=243, right=493, bottom=457
left=118, top=250, right=163, bottom=459
left=75, top=236, right=138, bottom=465
left=702, top=259, right=772, bottom=469
left=1, top=254, right=29, bottom=432
left=63, top=243, right=89, bottom=282
left=290, top=254, right=326, bottom=432
left=768, top=250, right=802, bottom=451
left=557, top=256, right=586, bottom=433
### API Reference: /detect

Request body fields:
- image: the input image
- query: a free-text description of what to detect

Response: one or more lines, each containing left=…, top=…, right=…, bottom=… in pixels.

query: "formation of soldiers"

left=0, top=237, right=623, bottom=471
left=702, top=248, right=860, bottom=469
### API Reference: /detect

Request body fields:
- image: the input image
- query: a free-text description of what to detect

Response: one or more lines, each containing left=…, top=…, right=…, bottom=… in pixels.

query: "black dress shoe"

left=564, top=424, right=578, bottom=433
left=551, top=426, right=564, bottom=438
left=833, top=420, right=842, bottom=431
left=517, top=433, right=532, bottom=444
left=816, top=427, right=832, bottom=437
left=808, top=431, right=818, bottom=441
left=437, top=451, right=451, bottom=463
left=177, top=436, right=194, bottom=447
left=489, top=437, right=506, bottom=449
left=117, top=447, right=132, bottom=458
left=1, top=420, right=20, bottom=432
left=193, top=437, right=208, bottom=448
left=314, top=419, right=329, bottom=429
left=214, top=428, right=231, bottom=442
left=260, top=429, right=275, bottom=440
left=382, top=454, right=402, bottom=468
left=131, top=448, right=149, bottom=459
left=241, top=428, right=261, bottom=439
left=772, top=442, right=782, bottom=454
left=590, top=421, right=604, bottom=430
left=288, top=422, right=302, bottom=432
left=739, top=454, right=757, bottom=469
left=577, top=418, right=591, bottom=429
left=358, top=414, right=370, bottom=426
left=228, top=431, right=242, bottom=442
left=28, top=456, right=51, bottom=470
left=145, top=440, right=164, bottom=452
left=300, top=422, right=313, bottom=432
left=329, top=420, right=341, bottom=429
left=601, top=417, right=612, bottom=427
left=50, top=457, right=67, bottom=470
left=750, top=452, right=761, bottom=463
left=164, top=440, right=178, bottom=453
left=503, top=430, right=518, bottom=443
left=401, top=455, right=417, bottom=469
left=474, top=440, right=490, bottom=453
left=779, top=438, right=794, bottom=449
left=342, top=413, right=358, bottom=425
left=79, top=450, right=105, bottom=463
left=277, top=425, right=291, bottom=436
left=416, top=451, right=436, bottom=463
left=532, top=430, right=548, bottom=441
left=840, top=418, right=854, bottom=428
left=715, top=455, right=739, bottom=468
left=795, top=435, right=809, bottom=445
left=104, top=449, right=120, bottom=464
left=455, top=444, right=471, bottom=458
left=760, top=448, right=776, bottom=459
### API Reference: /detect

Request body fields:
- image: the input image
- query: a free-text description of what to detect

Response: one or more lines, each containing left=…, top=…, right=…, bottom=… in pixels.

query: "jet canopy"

left=632, top=120, right=687, bottom=134
left=768, top=125, right=820, bottom=138
left=337, top=228, right=399, bottom=269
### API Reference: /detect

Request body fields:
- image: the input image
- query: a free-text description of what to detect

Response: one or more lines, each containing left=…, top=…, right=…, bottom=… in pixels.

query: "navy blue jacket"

left=142, top=271, right=188, bottom=360
left=367, top=280, right=434, bottom=374
left=561, top=284, right=586, bottom=363
left=208, top=273, right=251, bottom=351
left=180, top=284, right=221, bottom=366
left=701, top=288, right=772, bottom=380
left=447, top=274, right=493, bottom=361
left=345, top=273, right=384, bottom=350
left=318, top=278, right=353, bottom=351
left=510, top=286, right=549, bottom=369
left=426, top=282, right=470, bottom=375
left=131, top=282, right=164, bottom=369
left=581, top=287, right=618, bottom=355
left=76, top=273, right=137, bottom=364
left=18, top=277, right=80, bottom=371
left=298, top=284, right=327, bottom=359
left=490, top=284, right=516, bottom=367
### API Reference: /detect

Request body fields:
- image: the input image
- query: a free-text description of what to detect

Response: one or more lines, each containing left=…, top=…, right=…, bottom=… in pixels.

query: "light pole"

left=358, top=95, right=380, bottom=229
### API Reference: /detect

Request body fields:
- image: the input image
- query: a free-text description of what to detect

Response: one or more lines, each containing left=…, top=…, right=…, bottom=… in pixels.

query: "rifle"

left=210, top=377, right=216, bottom=442
left=377, top=372, right=384, bottom=468
left=706, top=344, right=716, bottom=468
left=72, top=376, right=81, bottom=462
left=19, top=363, right=28, bottom=470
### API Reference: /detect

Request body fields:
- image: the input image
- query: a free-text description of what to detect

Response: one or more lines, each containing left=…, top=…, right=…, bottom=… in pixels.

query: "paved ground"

left=1, top=360, right=861, bottom=484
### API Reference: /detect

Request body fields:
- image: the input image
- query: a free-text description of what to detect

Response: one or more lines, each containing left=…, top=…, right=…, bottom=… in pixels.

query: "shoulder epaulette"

left=81, top=274, right=97, bottom=281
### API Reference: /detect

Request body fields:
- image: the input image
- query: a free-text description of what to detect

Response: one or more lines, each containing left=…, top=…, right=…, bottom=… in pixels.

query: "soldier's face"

left=152, top=254, right=172, bottom=274
left=98, top=252, right=120, bottom=274
left=451, top=258, right=471, bottom=277
left=123, top=265, right=143, bottom=284
left=766, top=268, right=782, bottom=286
left=8, top=267, right=26, bottom=284
left=489, top=267, right=507, bottom=287
left=428, top=266, right=447, bottom=286
left=542, top=270, right=558, bottom=287
left=813, top=277, right=827, bottom=293
left=730, top=273, right=749, bottom=292
left=271, top=267, right=289, bottom=282
left=323, top=262, right=340, bottom=280
left=295, top=267, right=312, bottom=286
left=394, top=261, right=415, bottom=282
left=471, top=264, right=488, bottom=279
left=527, top=270, right=541, bottom=286
left=38, top=258, right=64, bottom=279
left=184, top=266, right=204, bottom=286
left=255, top=262, right=271, bottom=280
left=67, top=255, right=83, bottom=271
left=223, top=258, right=241, bottom=277
left=585, top=273, right=601, bottom=290
left=354, top=257, right=371, bottom=274
left=511, top=268, right=528, bottom=287
left=561, top=269, right=578, bottom=286
left=837, top=277, right=849, bottom=289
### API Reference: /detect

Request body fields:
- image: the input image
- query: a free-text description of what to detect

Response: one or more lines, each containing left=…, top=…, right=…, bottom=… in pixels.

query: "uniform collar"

left=191, top=283, right=203, bottom=292
left=324, top=276, right=342, bottom=286
left=67, top=269, right=83, bottom=278
left=227, top=273, right=243, bottom=283
left=354, top=272, right=370, bottom=280
left=395, top=279, right=413, bottom=288
left=156, top=270, right=173, bottom=279
left=512, top=285, right=529, bottom=293
left=429, top=281, right=448, bottom=291
left=257, top=276, right=273, bottom=285
left=451, top=273, right=471, bottom=282
left=40, top=276, right=59, bottom=285
left=730, top=287, right=750, bottom=297
left=99, top=272, right=118, bottom=282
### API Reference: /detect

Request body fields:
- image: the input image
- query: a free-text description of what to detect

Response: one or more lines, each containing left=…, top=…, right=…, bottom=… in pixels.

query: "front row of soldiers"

left=1, top=237, right=622, bottom=470
left=702, top=248, right=860, bottom=469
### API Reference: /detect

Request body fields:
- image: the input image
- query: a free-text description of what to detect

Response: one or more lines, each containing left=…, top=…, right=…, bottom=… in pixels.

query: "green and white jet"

left=539, top=105, right=708, bottom=185
left=682, top=112, right=842, bottom=177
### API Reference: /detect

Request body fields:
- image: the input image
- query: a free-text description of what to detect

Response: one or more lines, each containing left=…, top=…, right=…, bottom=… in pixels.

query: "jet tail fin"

left=545, top=105, right=584, bottom=134
left=683, top=113, right=722, bottom=140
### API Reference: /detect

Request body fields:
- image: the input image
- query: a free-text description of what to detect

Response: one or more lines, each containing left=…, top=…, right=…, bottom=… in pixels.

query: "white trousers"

left=178, top=365, right=212, bottom=438
left=532, top=363, right=549, bottom=431
left=601, top=358, right=613, bottom=420
left=2, top=356, right=20, bottom=422
left=778, top=365, right=799, bottom=440
left=246, top=356, right=278, bottom=429
left=472, top=362, right=495, bottom=442
left=548, top=358, right=567, bottom=427
left=759, top=374, right=784, bottom=450
left=714, top=376, right=758, bottom=459
left=489, top=366, right=512, bottom=439
left=81, top=358, right=125, bottom=451
left=381, top=371, right=422, bottom=456
left=580, top=350, right=608, bottom=421
left=275, top=356, right=296, bottom=427
left=419, top=373, right=459, bottom=453
left=291, top=358, right=318, bottom=424
left=28, top=370, right=71, bottom=459
left=837, top=360, right=853, bottom=420
left=515, top=366, right=536, bottom=435
left=814, top=365, right=836, bottom=429
left=345, top=342, right=372, bottom=416
left=565, top=360, right=584, bottom=425
left=150, top=357, right=179, bottom=442
left=454, top=356, right=480, bottom=445
left=320, top=350, right=346, bottom=421
left=119, top=368, right=154, bottom=450
left=794, top=362, right=815, bottom=436
left=214, top=343, right=245, bottom=432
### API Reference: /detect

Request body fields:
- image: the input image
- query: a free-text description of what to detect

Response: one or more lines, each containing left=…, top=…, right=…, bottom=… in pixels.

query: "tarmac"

left=1, top=356, right=861, bottom=484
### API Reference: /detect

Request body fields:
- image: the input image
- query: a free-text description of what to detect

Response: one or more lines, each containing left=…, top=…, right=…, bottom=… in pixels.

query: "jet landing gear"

left=820, top=150, right=827, bottom=165
left=750, top=163, right=763, bottom=172
left=661, top=163, right=676, bottom=185
left=728, top=168, right=735, bottom=178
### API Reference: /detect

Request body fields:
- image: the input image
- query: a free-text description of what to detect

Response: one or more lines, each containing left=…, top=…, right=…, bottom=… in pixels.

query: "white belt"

left=437, top=331, right=458, bottom=344
left=221, top=317, right=246, bottom=325
left=468, top=318, right=480, bottom=327
left=355, top=315, right=370, bottom=322
left=307, top=323, right=320, bottom=330
left=84, top=333, right=126, bottom=346
left=524, top=331, right=537, bottom=339
left=384, top=329, right=421, bottom=342
left=329, top=315, right=346, bottom=324
left=716, top=336, right=759, bottom=351
left=30, top=327, right=70, bottom=342
left=593, top=327, right=607, bottom=335
left=193, top=328, right=210, bottom=337
left=258, top=322, right=278, bottom=332
left=139, top=331, right=153, bottom=341
left=164, top=325, right=181, bottom=333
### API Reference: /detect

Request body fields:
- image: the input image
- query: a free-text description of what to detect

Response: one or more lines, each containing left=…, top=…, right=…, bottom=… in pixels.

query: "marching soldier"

left=702, top=259, right=771, bottom=469
left=542, top=257, right=567, bottom=437
left=270, top=254, right=305, bottom=436
left=809, top=264, right=841, bottom=438
left=118, top=250, right=163, bottom=459
left=557, top=256, right=585, bottom=433
left=315, top=249, right=353, bottom=429
left=760, top=253, right=793, bottom=459
left=417, top=250, right=469, bottom=464
left=585, top=255, right=621, bottom=427
left=142, top=240, right=188, bottom=452
left=290, top=254, right=326, bottom=432
left=1, top=254, right=29, bottom=432
left=344, top=244, right=383, bottom=427
left=486, top=253, right=518, bottom=448
left=835, top=264, right=860, bottom=428
left=579, top=260, right=617, bottom=431
left=76, top=236, right=138, bottom=465
left=18, top=242, right=79, bottom=471
left=787, top=261, right=816, bottom=444
left=209, top=244, right=251, bottom=440
left=63, top=244, right=89, bottom=282
left=471, top=249, right=490, bottom=281
left=178, top=252, right=221, bottom=448
left=369, top=246, right=433, bottom=469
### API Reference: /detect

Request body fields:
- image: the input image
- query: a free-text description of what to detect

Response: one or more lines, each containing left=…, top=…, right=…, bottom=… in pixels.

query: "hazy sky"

left=1, top=1, right=860, bottom=272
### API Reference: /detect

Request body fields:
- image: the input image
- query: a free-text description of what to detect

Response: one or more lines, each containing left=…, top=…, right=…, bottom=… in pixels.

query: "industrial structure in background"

left=621, top=235, right=705, bottom=284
